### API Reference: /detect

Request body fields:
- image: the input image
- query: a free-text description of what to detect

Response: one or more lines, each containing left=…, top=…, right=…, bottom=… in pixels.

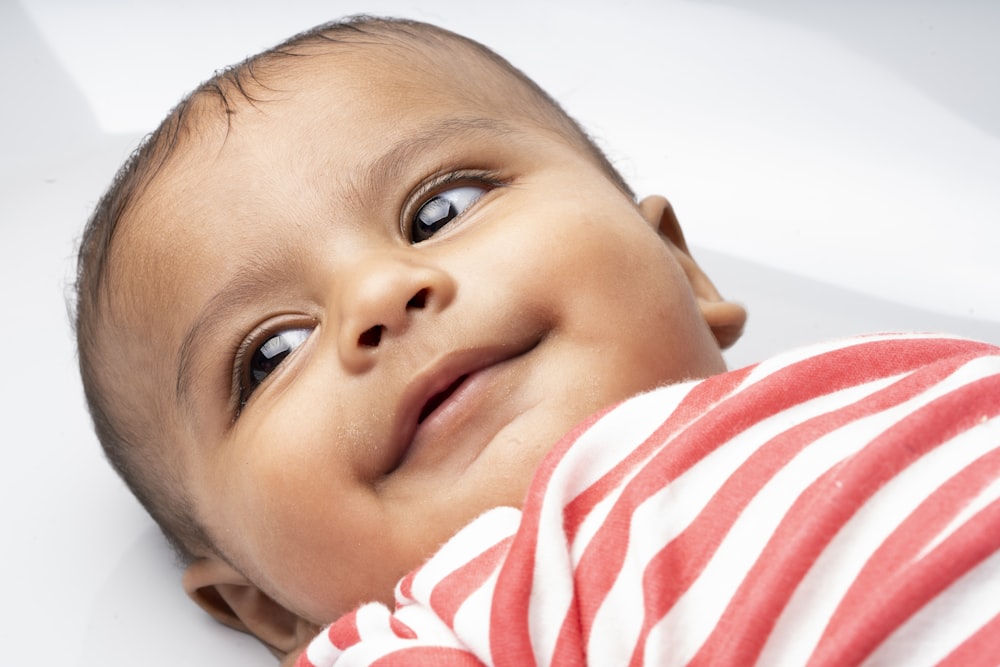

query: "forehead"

left=132, top=46, right=530, bottom=232
left=133, top=38, right=543, bottom=221
left=113, top=39, right=523, bottom=275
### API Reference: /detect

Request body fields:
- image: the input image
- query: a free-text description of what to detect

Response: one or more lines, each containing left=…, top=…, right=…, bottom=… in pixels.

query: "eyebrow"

left=174, top=116, right=519, bottom=413
left=343, top=116, right=518, bottom=207
left=175, top=247, right=295, bottom=413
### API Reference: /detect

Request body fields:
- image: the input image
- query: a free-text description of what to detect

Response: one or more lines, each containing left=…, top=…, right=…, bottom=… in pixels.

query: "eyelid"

left=231, top=317, right=317, bottom=421
left=402, top=168, right=506, bottom=239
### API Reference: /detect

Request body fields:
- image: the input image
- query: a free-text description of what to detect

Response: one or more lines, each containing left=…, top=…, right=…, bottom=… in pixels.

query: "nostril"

left=407, top=288, right=429, bottom=310
left=358, top=325, right=383, bottom=348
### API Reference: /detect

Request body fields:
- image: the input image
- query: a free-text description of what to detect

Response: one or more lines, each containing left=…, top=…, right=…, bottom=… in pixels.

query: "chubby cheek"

left=207, top=417, right=397, bottom=621
left=598, top=255, right=725, bottom=390
left=519, top=191, right=723, bottom=389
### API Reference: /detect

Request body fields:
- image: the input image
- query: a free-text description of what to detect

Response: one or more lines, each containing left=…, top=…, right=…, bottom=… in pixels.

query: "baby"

left=75, top=13, right=746, bottom=657
left=75, top=15, right=1000, bottom=667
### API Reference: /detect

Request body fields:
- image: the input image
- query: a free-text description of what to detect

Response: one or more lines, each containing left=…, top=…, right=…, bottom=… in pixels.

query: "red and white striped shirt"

left=297, top=333, right=1000, bottom=666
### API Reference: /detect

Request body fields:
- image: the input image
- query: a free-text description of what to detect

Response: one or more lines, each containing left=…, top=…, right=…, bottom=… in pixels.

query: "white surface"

left=2, top=1, right=998, bottom=665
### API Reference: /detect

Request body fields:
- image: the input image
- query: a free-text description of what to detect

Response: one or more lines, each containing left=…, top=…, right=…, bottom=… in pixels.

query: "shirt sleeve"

left=297, top=333, right=1000, bottom=667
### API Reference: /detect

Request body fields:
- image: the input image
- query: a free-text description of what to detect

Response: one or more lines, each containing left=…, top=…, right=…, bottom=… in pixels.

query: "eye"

left=239, top=327, right=311, bottom=408
left=410, top=184, right=487, bottom=243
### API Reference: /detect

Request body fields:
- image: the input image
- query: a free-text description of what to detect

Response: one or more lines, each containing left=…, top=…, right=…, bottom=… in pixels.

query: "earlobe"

left=183, top=557, right=319, bottom=660
left=638, top=195, right=747, bottom=350
left=698, top=299, right=748, bottom=350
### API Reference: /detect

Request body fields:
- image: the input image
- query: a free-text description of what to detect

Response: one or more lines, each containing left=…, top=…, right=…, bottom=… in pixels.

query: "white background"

left=2, top=1, right=998, bottom=664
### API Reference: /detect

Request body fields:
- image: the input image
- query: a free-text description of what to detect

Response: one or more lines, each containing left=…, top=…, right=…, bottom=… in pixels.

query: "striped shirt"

left=297, top=333, right=1000, bottom=666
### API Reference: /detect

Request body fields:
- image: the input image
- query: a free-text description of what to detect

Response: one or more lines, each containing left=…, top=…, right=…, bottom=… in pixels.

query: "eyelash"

left=232, top=335, right=257, bottom=419
left=405, top=169, right=505, bottom=242
left=231, top=321, right=314, bottom=419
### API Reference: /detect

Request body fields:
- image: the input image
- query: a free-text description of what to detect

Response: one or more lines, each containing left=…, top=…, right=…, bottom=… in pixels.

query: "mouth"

left=387, top=338, right=540, bottom=475
left=418, top=375, right=469, bottom=424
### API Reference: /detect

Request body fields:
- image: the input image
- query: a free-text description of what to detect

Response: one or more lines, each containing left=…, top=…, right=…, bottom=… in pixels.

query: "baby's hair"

left=73, top=15, right=633, bottom=565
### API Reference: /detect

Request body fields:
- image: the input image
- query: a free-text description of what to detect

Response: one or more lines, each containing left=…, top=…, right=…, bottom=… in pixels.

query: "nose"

left=336, top=251, right=456, bottom=374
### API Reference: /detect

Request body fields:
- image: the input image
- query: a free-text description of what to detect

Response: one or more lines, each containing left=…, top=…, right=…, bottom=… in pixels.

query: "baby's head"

left=75, top=16, right=745, bottom=658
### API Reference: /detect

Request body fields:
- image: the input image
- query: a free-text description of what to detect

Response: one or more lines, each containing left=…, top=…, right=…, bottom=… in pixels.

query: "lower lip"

left=404, top=359, right=521, bottom=473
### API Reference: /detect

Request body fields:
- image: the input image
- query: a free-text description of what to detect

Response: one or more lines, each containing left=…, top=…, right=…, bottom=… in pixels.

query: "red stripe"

left=490, top=365, right=745, bottom=665
left=326, top=610, right=362, bottom=650
left=810, top=496, right=1000, bottom=666
left=430, top=537, right=512, bottom=628
left=388, top=616, right=417, bottom=640
left=550, top=367, right=756, bottom=665
left=562, top=364, right=755, bottom=544
left=487, top=407, right=611, bottom=666
left=594, top=342, right=973, bottom=666
left=937, top=609, right=1000, bottom=667
left=687, top=367, right=1000, bottom=667
left=816, top=446, right=1000, bottom=651
left=634, top=347, right=988, bottom=666
left=398, top=569, right=416, bottom=603
left=806, top=378, right=1000, bottom=665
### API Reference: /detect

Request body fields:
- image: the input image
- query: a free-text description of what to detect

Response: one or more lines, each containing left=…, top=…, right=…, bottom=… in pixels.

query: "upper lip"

left=386, top=340, right=538, bottom=474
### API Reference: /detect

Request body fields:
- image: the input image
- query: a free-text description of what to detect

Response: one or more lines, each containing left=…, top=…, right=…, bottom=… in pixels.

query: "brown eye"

left=244, top=328, right=311, bottom=397
left=410, top=185, right=486, bottom=243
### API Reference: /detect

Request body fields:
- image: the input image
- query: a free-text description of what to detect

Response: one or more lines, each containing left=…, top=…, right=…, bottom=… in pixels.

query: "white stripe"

left=920, top=473, right=1000, bottom=561
left=336, top=604, right=405, bottom=665
left=525, top=488, right=574, bottom=666
left=586, top=374, right=898, bottom=665
left=450, top=564, right=503, bottom=665
left=758, top=360, right=1000, bottom=666
left=860, top=546, right=1000, bottom=667
left=391, top=599, right=467, bottom=651
left=758, top=417, right=1000, bottom=666
left=405, top=507, right=519, bottom=608
left=555, top=382, right=696, bottom=505
left=304, top=628, right=341, bottom=667
left=643, top=359, right=972, bottom=666
left=527, top=382, right=696, bottom=665
left=918, top=414, right=1000, bottom=559
left=567, top=385, right=702, bottom=564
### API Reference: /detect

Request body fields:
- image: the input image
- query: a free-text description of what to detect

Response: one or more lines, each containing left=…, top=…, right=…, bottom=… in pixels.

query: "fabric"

left=297, top=333, right=1000, bottom=667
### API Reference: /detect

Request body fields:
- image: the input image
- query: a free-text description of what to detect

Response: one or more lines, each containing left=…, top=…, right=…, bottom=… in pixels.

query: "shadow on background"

left=693, top=0, right=1000, bottom=139
left=2, top=1, right=102, bottom=164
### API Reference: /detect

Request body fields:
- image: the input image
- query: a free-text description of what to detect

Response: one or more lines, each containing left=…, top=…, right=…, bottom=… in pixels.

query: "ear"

left=638, top=195, right=747, bottom=350
left=183, top=557, right=319, bottom=661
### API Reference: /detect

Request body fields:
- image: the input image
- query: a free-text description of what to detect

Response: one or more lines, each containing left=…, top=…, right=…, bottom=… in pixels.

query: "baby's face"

left=112, top=45, right=727, bottom=623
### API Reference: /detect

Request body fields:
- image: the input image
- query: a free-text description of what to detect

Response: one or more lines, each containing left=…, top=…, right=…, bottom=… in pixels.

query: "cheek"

left=201, top=413, right=389, bottom=617
left=548, top=215, right=690, bottom=330
left=212, top=432, right=335, bottom=558
left=518, top=196, right=723, bottom=383
left=226, top=459, right=393, bottom=620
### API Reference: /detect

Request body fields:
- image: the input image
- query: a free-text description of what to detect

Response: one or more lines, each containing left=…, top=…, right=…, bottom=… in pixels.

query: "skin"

left=103, top=41, right=745, bottom=660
